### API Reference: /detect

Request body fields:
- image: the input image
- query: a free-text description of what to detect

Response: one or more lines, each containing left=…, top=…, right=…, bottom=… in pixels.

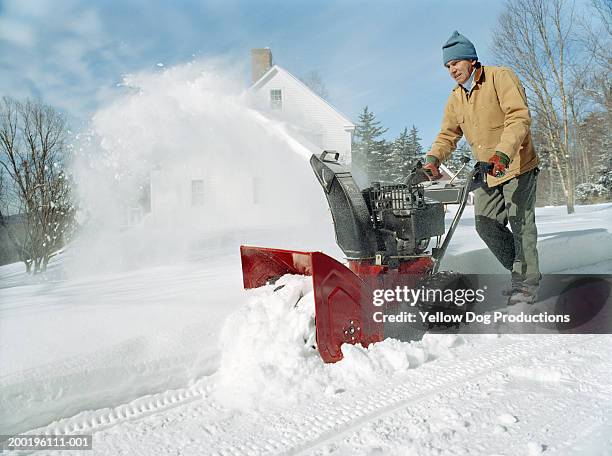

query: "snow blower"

left=240, top=151, right=492, bottom=363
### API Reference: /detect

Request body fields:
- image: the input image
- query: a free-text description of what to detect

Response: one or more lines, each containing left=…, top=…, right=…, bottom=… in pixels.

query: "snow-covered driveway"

left=75, top=334, right=612, bottom=456
left=1, top=204, right=612, bottom=455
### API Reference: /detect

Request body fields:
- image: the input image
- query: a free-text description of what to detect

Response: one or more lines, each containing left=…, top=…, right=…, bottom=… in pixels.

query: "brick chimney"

left=251, top=48, right=272, bottom=84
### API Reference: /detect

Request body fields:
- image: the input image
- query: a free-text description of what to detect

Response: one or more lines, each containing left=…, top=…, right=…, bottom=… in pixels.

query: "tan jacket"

left=429, top=65, right=538, bottom=186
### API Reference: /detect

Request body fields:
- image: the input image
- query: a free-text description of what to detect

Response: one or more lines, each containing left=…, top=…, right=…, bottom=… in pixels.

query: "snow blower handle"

left=320, top=150, right=340, bottom=162
left=467, top=161, right=494, bottom=192
left=431, top=161, right=493, bottom=274
left=475, top=161, right=494, bottom=175
left=407, top=160, right=437, bottom=185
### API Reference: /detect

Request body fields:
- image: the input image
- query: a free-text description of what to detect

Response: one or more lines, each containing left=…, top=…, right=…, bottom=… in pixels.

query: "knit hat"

left=442, top=31, right=478, bottom=66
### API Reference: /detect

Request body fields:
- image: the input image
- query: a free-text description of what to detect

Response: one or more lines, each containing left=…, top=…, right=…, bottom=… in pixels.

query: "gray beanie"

left=442, top=31, right=478, bottom=65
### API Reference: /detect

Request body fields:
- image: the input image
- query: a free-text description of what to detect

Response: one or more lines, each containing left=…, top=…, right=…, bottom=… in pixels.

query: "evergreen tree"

left=351, top=106, right=388, bottom=185
left=444, top=140, right=473, bottom=175
left=407, top=125, right=423, bottom=160
left=388, top=126, right=422, bottom=183
left=376, top=141, right=395, bottom=183
left=404, top=125, right=423, bottom=179
left=388, top=127, right=410, bottom=183
left=597, top=155, right=612, bottom=194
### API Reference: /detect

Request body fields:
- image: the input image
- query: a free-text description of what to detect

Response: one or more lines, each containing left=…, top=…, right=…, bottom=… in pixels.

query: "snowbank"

left=441, top=203, right=612, bottom=274
left=213, top=275, right=462, bottom=409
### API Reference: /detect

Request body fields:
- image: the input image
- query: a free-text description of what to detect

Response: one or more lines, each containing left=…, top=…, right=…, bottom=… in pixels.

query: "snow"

left=1, top=59, right=611, bottom=454
left=2, top=203, right=611, bottom=454
left=0, top=257, right=238, bottom=435
left=68, top=58, right=333, bottom=278
left=213, top=273, right=460, bottom=409
left=441, top=202, right=612, bottom=274
left=497, top=413, right=518, bottom=425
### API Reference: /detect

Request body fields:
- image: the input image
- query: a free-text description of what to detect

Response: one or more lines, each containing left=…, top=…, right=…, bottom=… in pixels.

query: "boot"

left=502, top=275, right=525, bottom=296
left=507, top=282, right=538, bottom=305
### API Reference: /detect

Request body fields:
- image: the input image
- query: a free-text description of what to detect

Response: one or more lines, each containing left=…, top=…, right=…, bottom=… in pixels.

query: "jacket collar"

left=454, top=65, right=484, bottom=92
left=473, top=65, right=484, bottom=84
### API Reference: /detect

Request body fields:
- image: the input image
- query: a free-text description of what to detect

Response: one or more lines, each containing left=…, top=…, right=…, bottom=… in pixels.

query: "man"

left=423, top=31, right=540, bottom=304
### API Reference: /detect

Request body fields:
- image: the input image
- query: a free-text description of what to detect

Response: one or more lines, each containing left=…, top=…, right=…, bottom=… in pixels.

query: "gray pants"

left=473, top=169, right=540, bottom=285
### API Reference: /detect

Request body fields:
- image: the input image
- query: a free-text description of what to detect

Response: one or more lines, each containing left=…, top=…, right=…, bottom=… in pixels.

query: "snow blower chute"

left=241, top=151, right=491, bottom=363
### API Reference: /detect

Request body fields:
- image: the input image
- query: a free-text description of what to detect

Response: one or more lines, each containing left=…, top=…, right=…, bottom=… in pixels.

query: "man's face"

left=445, top=60, right=476, bottom=84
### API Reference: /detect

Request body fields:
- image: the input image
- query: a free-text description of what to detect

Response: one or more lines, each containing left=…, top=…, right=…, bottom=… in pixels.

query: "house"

left=248, top=50, right=462, bottom=188
left=146, top=49, right=356, bottom=229
left=248, top=48, right=355, bottom=164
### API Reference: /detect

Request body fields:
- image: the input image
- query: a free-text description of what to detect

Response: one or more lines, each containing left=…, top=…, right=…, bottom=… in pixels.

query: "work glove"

left=422, top=155, right=442, bottom=180
left=488, top=151, right=511, bottom=178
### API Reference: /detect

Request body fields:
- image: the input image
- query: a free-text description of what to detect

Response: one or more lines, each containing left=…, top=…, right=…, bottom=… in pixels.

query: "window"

left=270, top=89, right=282, bottom=109
left=191, top=179, right=204, bottom=206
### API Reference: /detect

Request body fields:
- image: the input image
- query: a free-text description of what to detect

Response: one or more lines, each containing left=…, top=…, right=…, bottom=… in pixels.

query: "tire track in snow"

left=23, top=376, right=217, bottom=438
left=93, top=335, right=591, bottom=456
left=300, top=335, right=612, bottom=456
left=264, top=336, right=599, bottom=456
left=28, top=335, right=604, bottom=456
left=1, top=338, right=219, bottom=436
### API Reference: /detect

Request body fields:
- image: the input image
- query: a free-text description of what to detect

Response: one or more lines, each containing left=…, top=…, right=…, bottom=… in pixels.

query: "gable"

left=251, top=65, right=355, bottom=129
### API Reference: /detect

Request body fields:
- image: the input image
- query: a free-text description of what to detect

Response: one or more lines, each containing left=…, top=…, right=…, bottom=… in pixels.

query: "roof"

left=250, top=64, right=355, bottom=129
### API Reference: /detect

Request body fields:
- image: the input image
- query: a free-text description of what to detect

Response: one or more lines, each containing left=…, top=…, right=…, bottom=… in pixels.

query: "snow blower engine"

left=241, top=151, right=491, bottom=363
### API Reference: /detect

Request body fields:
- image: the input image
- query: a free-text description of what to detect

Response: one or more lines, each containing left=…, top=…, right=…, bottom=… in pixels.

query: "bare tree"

left=570, top=0, right=611, bottom=188
left=0, top=168, right=5, bottom=217
left=0, top=97, right=76, bottom=273
left=493, top=0, right=588, bottom=213
left=0, top=167, right=13, bottom=233
left=583, top=0, right=612, bottom=72
left=300, top=71, right=330, bottom=101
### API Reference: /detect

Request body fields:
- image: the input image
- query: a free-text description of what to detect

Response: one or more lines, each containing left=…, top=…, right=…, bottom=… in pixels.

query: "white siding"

left=148, top=65, right=356, bottom=223
left=251, top=67, right=354, bottom=164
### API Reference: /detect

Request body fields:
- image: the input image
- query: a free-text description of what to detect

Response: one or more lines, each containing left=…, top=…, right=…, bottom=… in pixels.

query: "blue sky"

left=0, top=0, right=505, bottom=147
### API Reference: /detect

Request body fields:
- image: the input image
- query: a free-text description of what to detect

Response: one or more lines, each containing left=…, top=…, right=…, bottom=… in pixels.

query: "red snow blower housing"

left=241, top=151, right=491, bottom=363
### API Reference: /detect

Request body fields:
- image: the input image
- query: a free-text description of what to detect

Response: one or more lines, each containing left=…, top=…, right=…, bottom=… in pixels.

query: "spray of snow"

left=68, top=58, right=332, bottom=276
left=213, top=274, right=463, bottom=408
